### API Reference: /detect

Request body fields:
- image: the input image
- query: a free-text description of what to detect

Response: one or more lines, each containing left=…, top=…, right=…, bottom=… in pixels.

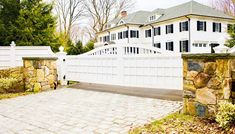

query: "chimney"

left=121, top=11, right=127, bottom=17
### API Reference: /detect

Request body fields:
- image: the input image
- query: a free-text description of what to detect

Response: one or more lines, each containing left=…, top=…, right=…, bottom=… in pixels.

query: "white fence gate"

left=0, top=42, right=183, bottom=90
left=64, top=44, right=183, bottom=90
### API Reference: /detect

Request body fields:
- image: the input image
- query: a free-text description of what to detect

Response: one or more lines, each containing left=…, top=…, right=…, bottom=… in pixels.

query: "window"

left=154, top=43, right=161, bottom=48
left=213, top=22, right=221, bottom=32
left=180, top=21, right=189, bottom=32
left=118, top=32, right=123, bottom=39
left=154, top=27, right=161, bottom=36
left=119, top=21, right=124, bottom=25
left=123, top=31, right=128, bottom=39
left=193, top=43, right=207, bottom=47
left=130, top=30, right=139, bottom=38
left=100, top=37, right=102, bottom=42
left=111, top=33, right=116, bottom=40
left=166, top=24, right=174, bottom=34
left=180, top=40, right=189, bottom=52
left=166, top=42, right=174, bottom=51
left=197, top=21, right=206, bottom=31
left=145, top=29, right=151, bottom=38
left=103, top=35, right=110, bottom=42
left=150, top=15, right=156, bottom=21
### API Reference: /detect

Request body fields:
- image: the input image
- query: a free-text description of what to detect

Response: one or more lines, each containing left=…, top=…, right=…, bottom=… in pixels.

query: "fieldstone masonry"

left=23, top=57, right=58, bottom=92
left=183, top=54, right=235, bottom=117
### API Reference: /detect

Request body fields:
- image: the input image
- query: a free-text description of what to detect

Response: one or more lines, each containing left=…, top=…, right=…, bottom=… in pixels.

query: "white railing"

left=0, top=41, right=56, bottom=69
left=83, top=44, right=176, bottom=56
left=64, top=45, right=183, bottom=90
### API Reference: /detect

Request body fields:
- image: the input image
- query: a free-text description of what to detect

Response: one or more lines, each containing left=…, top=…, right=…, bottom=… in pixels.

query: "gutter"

left=149, top=24, right=155, bottom=47
left=185, top=16, right=191, bottom=52
left=126, top=25, right=130, bottom=44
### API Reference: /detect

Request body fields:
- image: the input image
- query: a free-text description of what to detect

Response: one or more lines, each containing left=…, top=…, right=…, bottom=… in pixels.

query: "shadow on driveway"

left=69, top=82, right=183, bottom=101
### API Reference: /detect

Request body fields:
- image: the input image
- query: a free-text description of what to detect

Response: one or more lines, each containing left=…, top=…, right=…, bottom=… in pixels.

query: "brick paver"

left=0, top=88, right=182, bottom=134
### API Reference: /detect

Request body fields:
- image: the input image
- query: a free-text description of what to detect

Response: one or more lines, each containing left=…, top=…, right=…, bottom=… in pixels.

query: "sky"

left=134, top=0, right=211, bottom=11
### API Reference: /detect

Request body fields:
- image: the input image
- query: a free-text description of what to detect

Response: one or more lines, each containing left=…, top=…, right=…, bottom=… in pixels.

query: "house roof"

left=107, top=10, right=151, bottom=25
left=146, top=0, right=234, bottom=25
left=101, top=1, right=234, bottom=33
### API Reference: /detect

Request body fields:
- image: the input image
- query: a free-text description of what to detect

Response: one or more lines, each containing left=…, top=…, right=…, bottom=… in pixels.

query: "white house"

left=95, top=1, right=235, bottom=53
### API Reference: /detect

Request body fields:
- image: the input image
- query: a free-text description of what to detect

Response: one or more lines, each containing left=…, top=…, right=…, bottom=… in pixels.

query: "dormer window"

left=119, top=20, right=124, bottom=25
left=150, top=15, right=156, bottom=21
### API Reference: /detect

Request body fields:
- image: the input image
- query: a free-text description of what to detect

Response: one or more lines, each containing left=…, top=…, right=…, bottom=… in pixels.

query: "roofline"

left=145, top=14, right=235, bottom=26
left=96, top=23, right=142, bottom=34
left=96, top=14, right=234, bottom=34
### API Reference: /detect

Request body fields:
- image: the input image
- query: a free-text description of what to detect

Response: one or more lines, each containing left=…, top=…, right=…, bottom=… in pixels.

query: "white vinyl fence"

left=0, top=42, right=56, bottom=69
left=64, top=45, right=183, bottom=90
left=0, top=42, right=183, bottom=90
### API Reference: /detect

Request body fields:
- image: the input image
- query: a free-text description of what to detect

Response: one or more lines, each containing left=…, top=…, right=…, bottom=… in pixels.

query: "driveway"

left=0, top=88, right=182, bottom=134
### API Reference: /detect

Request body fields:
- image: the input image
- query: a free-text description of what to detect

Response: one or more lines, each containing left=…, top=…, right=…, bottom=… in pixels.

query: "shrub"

left=0, top=78, right=18, bottom=93
left=216, top=102, right=235, bottom=130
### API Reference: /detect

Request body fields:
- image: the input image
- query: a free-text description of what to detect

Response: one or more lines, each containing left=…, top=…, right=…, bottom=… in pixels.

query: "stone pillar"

left=23, top=57, right=58, bottom=92
left=182, top=54, right=235, bottom=117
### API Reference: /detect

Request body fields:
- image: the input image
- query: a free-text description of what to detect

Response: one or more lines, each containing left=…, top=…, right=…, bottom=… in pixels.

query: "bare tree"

left=54, top=0, right=84, bottom=39
left=84, top=0, right=134, bottom=35
left=212, top=0, right=235, bottom=16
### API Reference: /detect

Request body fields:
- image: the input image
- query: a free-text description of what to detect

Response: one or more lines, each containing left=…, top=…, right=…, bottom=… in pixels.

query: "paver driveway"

left=0, top=88, right=182, bottom=134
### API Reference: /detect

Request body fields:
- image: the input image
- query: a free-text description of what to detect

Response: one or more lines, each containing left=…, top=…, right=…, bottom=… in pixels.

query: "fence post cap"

left=59, top=46, right=64, bottom=52
left=10, top=41, right=16, bottom=47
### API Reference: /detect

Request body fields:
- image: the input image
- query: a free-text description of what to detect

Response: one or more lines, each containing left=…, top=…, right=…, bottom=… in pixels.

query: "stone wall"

left=0, top=67, right=24, bottom=93
left=183, top=54, right=235, bottom=117
left=23, top=57, right=58, bottom=92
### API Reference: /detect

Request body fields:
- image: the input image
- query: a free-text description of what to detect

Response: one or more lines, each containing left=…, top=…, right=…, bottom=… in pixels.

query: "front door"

left=210, top=43, right=219, bottom=53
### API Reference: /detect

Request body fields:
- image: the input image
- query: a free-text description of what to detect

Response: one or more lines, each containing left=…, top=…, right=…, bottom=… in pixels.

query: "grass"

left=129, top=112, right=234, bottom=134
left=0, top=92, right=36, bottom=100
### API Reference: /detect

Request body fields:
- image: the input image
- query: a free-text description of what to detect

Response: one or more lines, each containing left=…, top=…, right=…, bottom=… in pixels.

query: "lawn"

left=129, top=112, right=235, bottom=134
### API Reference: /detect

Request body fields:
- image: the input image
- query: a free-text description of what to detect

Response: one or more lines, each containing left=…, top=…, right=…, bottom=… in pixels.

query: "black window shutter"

left=159, top=27, right=161, bottom=35
left=180, top=41, right=182, bottom=52
left=171, top=24, right=174, bottom=33
left=137, top=31, right=139, bottom=38
left=186, top=21, right=189, bottom=31
left=126, top=31, right=128, bottom=38
left=180, top=22, right=182, bottom=32
left=197, top=21, right=200, bottom=31
left=219, top=23, right=222, bottom=32
left=145, top=30, right=147, bottom=38
left=149, top=29, right=151, bottom=37
left=213, top=23, right=215, bottom=32
left=186, top=40, right=189, bottom=52
left=204, top=22, right=207, bottom=31
left=166, top=42, right=168, bottom=50
left=166, top=26, right=168, bottom=34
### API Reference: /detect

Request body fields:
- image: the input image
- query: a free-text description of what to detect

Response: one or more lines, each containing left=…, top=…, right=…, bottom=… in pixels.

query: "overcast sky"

left=134, top=0, right=211, bottom=11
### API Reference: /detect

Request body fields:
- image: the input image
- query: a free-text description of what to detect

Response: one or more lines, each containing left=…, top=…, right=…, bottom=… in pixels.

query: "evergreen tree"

left=83, top=41, right=94, bottom=53
left=66, top=40, right=84, bottom=55
left=227, top=24, right=235, bottom=48
left=0, top=0, right=20, bottom=45
left=14, top=0, right=57, bottom=46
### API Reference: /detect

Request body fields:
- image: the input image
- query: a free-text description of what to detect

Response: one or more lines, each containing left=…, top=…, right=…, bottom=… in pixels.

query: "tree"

left=54, top=0, right=84, bottom=39
left=0, top=0, right=20, bottom=46
left=84, top=0, right=134, bottom=36
left=212, top=0, right=235, bottom=16
left=66, top=40, right=83, bottom=55
left=66, top=40, right=94, bottom=55
left=83, top=41, right=94, bottom=53
left=227, top=24, right=235, bottom=47
left=13, top=0, right=60, bottom=51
